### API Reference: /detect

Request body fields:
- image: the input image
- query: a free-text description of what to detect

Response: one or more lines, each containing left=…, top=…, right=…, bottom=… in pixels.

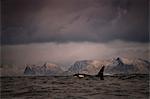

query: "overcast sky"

left=1, top=0, right=149, bottom=71
left=1, top=0, right=148, bottom=44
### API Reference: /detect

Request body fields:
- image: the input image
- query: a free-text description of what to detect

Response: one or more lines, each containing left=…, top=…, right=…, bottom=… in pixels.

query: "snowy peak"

left=113, top=57, right=124, bottom=66
left=24, top=65, right=35, bottom=75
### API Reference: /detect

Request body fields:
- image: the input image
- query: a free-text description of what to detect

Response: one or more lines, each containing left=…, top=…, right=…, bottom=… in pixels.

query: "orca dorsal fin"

left=96, top=65, right=105, bottom=80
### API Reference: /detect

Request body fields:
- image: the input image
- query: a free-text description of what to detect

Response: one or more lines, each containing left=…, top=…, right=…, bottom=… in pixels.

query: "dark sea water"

left=0, top=74, right=149, bottom=99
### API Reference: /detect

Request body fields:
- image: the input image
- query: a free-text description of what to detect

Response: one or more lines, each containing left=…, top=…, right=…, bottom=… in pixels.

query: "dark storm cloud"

left=1, top=0, right=149, bottom=45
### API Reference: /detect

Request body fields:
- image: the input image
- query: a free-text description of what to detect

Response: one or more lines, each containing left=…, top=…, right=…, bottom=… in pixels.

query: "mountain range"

left=24, top=57, right=150, bottom=76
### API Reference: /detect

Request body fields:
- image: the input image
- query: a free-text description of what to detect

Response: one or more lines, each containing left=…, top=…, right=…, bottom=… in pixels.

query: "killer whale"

left=73, top=66, right=105, bottom=80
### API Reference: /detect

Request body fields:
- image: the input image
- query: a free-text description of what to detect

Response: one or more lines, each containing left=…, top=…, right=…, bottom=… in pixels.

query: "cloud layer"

left=1, top=0, right=149, bottom=45
left=1, top=41, right=149, bottom=70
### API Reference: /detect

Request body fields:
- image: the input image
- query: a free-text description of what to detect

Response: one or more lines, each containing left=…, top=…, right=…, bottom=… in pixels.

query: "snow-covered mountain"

left=104, top=57, right=149, bottom=74
left=66, top=60, right=111, bottom=75
left=24, top=63, right=63, bottom=76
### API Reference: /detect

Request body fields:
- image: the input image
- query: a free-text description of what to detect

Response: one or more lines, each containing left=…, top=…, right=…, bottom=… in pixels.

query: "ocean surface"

left=0, top=74, right=149, bottom=99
